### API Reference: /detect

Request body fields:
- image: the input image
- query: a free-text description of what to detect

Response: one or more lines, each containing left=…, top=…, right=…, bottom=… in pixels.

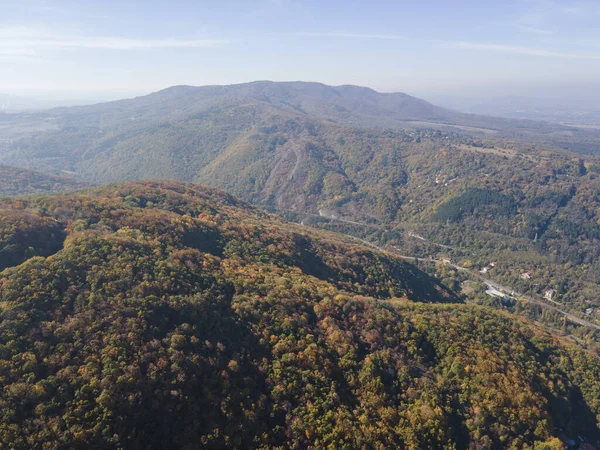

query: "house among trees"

left=480, top=262, right=497, bottom=274
left=544, top=289, right=555, bottom=300
left=521, top=273, right=531, bottom=280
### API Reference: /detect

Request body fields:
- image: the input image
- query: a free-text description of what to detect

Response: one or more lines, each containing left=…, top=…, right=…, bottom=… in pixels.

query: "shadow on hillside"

left=0, top=213, right=66, bottom=272
left=113, top=288, right=286, bottom=449
left=291, top=234, right=460, bottom=304
left=525, top=340, right=600, bottom=442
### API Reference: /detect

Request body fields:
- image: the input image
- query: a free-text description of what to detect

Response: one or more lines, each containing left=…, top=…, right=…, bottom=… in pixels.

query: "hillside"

left=0, top=82, right=599, bottom=333
left=1, top=81, right=599, bottom=182
left=1, top=181, right=600, bottom=449
left=0, top=164, right=89, bottom=197
left=266, top=129, right=600, bottom=335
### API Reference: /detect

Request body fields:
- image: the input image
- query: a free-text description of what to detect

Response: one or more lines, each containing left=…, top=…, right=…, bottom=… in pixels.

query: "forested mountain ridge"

left=0, top=164, right=88, bottom=197
left=1, top=82, right=600, bottom=334
left=0, top=180, right=453, bottom=302
left=272, top=129, right=600, bottom=328
left=3, top=80, right=565, bottom=129
left=2, top=81, right=599, bottom=182
left=200, top=118, right=600, bottom=332
left=1, top=181, right=600, bottom=449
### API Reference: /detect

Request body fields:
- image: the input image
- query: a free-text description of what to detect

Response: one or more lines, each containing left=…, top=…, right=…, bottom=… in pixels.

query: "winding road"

left=284, top=208, right=600, bottom=332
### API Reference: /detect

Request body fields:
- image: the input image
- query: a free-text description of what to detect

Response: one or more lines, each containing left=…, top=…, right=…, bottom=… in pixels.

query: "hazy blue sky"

left=1, top=0, right=599, bottom=100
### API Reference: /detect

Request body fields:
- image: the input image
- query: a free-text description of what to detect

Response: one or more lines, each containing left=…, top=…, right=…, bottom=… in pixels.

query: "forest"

left=1, top=181, right=599, bottom=449
left=1, top=82, right=600, bottom=337
left=0, top=165, right=88, bottom=198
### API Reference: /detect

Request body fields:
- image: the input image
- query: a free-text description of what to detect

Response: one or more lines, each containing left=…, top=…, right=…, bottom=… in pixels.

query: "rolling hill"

left=0, top=180, right=599, bottom=449
left=0, top=164, right=89, bottom=197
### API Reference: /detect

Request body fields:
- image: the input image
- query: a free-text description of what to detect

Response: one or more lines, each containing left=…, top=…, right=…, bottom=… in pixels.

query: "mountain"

left=1, top=81, right=597, bottom=184
left=1, top=81, right=600, bottom=335
left=31, top=81, right=585, bottom=132
left=1, top=81, right=597, bottom=180
left=0, top=164, right=88, bottom=197
left=0, top=180, right=599, bottom=449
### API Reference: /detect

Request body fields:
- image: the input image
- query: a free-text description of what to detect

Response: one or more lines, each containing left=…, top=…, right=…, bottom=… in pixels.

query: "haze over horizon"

left=2, top=0, right=600, bottom=103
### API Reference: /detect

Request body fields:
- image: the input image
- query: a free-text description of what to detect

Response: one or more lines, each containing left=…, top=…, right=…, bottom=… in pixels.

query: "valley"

left=1, top=81, right=599, bottom=347
left=291, top=207, right=600, bottom=342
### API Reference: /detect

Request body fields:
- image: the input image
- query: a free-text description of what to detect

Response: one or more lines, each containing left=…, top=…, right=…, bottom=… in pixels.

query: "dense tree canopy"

left=0, top=165, right=87, bottom=198
left=0, top=181, right=599, bottom=449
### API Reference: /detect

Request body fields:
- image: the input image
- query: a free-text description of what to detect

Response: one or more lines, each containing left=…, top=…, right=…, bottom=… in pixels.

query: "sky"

left=1, top=0, right=600, bottom=102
